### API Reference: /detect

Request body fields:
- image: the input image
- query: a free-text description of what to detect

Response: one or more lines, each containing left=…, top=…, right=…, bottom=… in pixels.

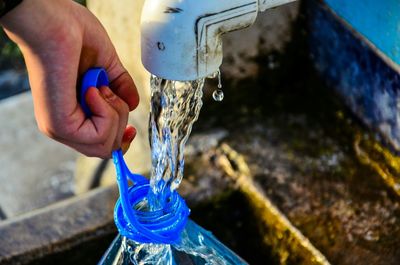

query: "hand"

left=0, top=0, right=139, bottom=158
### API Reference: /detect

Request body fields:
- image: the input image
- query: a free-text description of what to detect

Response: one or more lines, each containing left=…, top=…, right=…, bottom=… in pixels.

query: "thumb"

left=81, top=86, right=118, bottom=143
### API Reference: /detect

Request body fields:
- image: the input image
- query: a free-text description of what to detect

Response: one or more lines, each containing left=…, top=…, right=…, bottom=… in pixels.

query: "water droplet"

left=213, top=89, right=224, bottom=102
left=217, top=69, right=222, bottom=89
left=211, top=70, right=224, bottom=102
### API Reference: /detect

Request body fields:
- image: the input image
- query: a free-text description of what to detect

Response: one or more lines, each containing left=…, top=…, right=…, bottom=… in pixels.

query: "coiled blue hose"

left=81, top=68, right=190, bottom=244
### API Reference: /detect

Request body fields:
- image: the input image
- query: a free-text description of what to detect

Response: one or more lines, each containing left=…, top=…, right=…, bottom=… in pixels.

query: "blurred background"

left=1, top=0, right=400, bottom=264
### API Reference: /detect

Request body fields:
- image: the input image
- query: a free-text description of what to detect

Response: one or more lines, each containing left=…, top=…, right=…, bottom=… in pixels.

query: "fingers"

left=58, top=126, right=136, bottom=159
left=54, top=86, right=136, bottom=158
left=98, top=86, right=129, bottom=150
left=121, top=126, right=137, bottom=154
left=85, top=86, right=135, bottom=157
left=61, top=87, right=136, bottom=158
left=37, top=81, right=137, bottom=158
left=78, top=86, right=118, bottom=157
left=58, top=139, right=115, bottom=159
left=71, top=86, right=118, bottom=144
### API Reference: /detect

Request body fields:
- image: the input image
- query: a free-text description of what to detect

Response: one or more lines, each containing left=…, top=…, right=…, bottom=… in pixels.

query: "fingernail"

left=121, top=144, right=129, bottom=154
left=121, top=140, right=132, bottom=154
left=121, top=126, right=136, bottom=154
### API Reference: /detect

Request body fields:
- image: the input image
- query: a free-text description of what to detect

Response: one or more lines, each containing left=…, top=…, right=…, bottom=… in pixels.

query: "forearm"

left=0, top=0, right=76, bottom=52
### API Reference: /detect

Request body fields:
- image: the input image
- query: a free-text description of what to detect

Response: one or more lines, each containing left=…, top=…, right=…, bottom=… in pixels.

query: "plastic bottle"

left=99, top=219, right=247, bottom=265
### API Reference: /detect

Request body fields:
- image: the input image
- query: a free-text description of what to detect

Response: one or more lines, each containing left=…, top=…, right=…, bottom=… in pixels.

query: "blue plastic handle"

left=80, top=68, right=109, bottom=117
left=80, top=68, right=190, bottom=244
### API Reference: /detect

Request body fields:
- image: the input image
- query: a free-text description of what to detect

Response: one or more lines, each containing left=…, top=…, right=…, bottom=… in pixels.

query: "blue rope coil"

left=81, top=68, right=190, bottom=245
left=113, top=150, right=190, bottom=244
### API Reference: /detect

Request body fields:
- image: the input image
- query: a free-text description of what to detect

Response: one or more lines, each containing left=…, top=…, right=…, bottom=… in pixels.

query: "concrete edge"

left=0, top=186, right=119, bottom=264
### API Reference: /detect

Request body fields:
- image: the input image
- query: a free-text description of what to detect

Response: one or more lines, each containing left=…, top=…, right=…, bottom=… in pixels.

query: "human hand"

left=0, top=0, right=139, bottom=158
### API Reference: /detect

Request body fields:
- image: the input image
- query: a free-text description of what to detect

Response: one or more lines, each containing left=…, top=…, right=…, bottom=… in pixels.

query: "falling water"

left=212, top=70, right=224, bottom=102
left=148, top=76, right=205, bottom=208
left=120, top=74, right=245, bottom=265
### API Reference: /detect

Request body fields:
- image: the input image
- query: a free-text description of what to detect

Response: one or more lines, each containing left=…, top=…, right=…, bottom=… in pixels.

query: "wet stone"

left=182, top=110, right=400, bottom=264
left=184, top=26, right=400, bottom=261
left=226, top=120, right=400, bottom=265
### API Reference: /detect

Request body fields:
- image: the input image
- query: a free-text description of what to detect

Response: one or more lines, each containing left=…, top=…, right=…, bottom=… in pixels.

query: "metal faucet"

left=141, top=0, right=296, bottom=81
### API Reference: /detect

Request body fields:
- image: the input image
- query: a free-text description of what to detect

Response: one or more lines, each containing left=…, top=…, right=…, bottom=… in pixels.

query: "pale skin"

left=0, top=0, right=139, bottom=158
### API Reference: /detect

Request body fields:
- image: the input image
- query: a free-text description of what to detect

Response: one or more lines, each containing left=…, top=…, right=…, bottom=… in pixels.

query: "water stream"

left=120, top=75, right=245, bottom=264
left=147, top=76, right=205, bottom=209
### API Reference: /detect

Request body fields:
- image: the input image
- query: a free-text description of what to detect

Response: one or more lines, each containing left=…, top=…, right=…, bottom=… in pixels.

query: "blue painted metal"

left=324, top=0, right=400, bottom=66
left=307, top=0, right=400, bottom=151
